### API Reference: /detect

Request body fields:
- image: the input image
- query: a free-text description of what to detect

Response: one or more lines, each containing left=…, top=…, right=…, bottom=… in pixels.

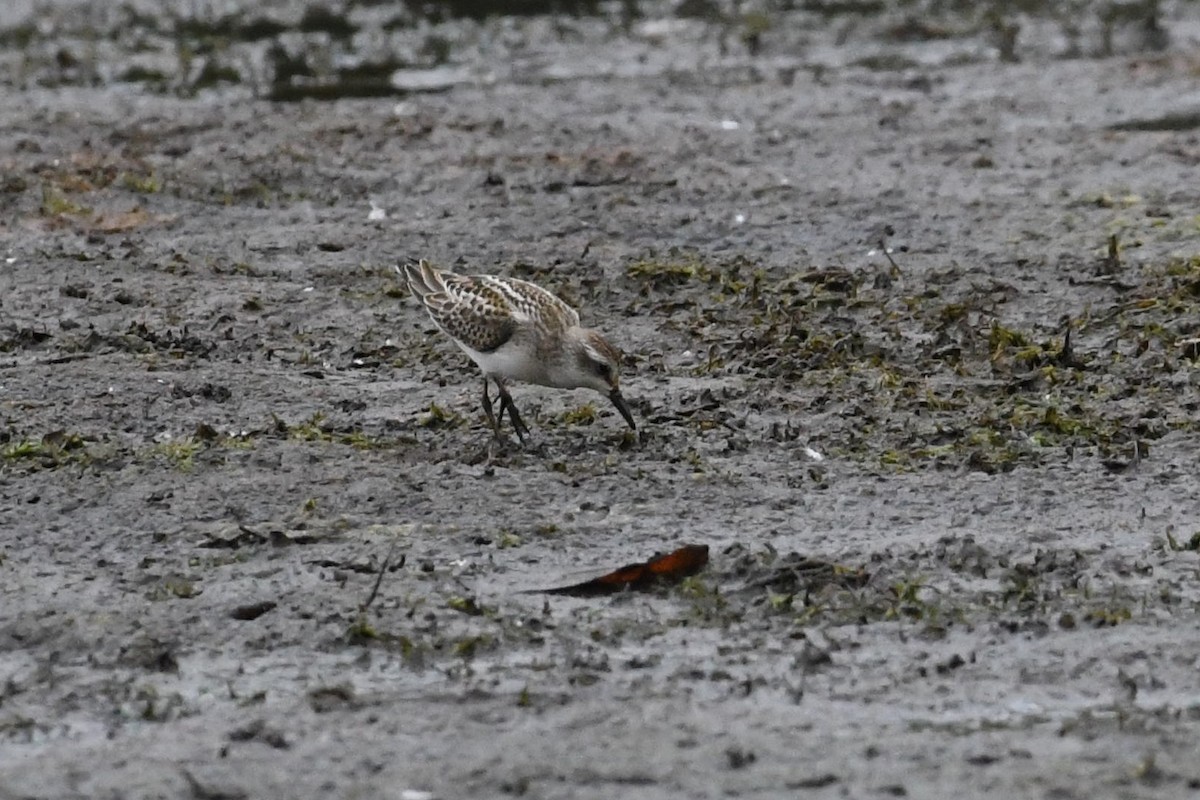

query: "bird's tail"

left=397, top=259, right=443, bottom=299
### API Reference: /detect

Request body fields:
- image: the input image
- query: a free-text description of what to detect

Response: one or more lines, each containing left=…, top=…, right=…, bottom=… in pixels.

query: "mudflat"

left=3, top=2, right=1200, bottom=798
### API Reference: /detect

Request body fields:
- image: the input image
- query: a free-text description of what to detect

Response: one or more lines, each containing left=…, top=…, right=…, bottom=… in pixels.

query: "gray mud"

left=3, top=1, right=1200, bottom=798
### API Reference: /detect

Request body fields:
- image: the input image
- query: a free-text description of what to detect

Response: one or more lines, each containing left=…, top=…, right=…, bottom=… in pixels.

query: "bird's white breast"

left=456, top=340, right=548, bottom=385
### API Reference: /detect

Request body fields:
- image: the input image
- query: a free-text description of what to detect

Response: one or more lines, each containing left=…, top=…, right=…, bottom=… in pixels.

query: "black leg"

left=481, top=379, right=502, bottom=439
left=495, top=379, right=530, bottom=442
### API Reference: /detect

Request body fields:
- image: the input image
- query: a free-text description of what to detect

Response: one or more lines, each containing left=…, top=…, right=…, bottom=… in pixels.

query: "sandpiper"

left=400, top=259, right=636, bottom=440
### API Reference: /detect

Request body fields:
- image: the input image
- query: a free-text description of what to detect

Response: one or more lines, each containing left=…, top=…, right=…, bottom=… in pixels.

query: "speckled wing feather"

left=403, top=260, right=579, bottom=353
left=471, top=274, right=580, bottom=330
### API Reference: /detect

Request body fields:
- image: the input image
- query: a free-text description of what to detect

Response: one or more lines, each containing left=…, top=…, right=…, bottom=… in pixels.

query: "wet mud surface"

left=3, top=1, right=1200, bottom=798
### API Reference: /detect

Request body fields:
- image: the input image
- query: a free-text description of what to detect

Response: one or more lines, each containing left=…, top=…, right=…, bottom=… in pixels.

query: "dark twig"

left=876, top=224, right=902, bottom=275
left=879, top=239, right=902, bottom=274
left=1058, top=314, right=1083, bottom=368
left=361, top=540, right=403, bottom=613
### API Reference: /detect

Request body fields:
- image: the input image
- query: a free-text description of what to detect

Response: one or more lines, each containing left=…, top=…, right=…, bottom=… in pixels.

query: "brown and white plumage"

left=399, top=259, right=636, bottom=439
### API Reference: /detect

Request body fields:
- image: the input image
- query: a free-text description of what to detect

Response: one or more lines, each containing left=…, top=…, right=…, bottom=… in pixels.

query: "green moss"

left=418, top=403, right=463, bottom=429
left=339, top=430, right=383, bottom=450
left=497, top=531, right=522, bottom=549
left=1085, top=607, right=1131, bottom=626
left=447, top=596, right=484, bottom=616
left=40, top=185, right=90, bottom=217
left=886, top=577, right=932, bottom=620
left=150, top=438, right=201, bottom=471
left=148, top=576, right=201, bottom=600
left=766, top=591, right=794, bottom=612
left=121, top=171, right=161, bottom=193
left=289, top=411, right=331, bottom=442
left=118, top=66, right=169, bottom=84
left=988, top=322, right=1031, bottom=355
left=453, top=635, right=492, bottom=659
left=741, top=10, right=772, bottom=40
left=626, top=256, right=717, bottom=286
left=2, top=440, right=42, bottom=460
left=1162, top=255, right=1200, bottom=277
left=346, top=615, right=378, bottom=642
left=558, top=404, right=597, bottom=426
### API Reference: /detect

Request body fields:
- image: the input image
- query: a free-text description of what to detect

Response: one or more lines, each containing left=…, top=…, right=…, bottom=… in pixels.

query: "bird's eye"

left=594, top=361, right=611, bottom=378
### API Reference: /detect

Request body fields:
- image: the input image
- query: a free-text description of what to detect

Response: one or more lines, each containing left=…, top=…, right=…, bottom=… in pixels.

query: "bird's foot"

left=500, top=399, right=531, bottom=443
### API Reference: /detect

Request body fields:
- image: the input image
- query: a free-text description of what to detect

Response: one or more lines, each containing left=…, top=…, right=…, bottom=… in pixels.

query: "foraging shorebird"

left=400, top=259, right=636, bottom=440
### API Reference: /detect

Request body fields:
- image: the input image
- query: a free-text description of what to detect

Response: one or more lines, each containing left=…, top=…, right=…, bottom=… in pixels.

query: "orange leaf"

left=536, top=544, right=709, bottom=597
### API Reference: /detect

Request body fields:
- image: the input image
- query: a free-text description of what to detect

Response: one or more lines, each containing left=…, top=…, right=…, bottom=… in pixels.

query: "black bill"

left=609, top=389, right=637, bottom=430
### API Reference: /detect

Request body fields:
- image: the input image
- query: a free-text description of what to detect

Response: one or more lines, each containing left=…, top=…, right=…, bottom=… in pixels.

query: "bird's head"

left=571, top=330, right=636, bottom=430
